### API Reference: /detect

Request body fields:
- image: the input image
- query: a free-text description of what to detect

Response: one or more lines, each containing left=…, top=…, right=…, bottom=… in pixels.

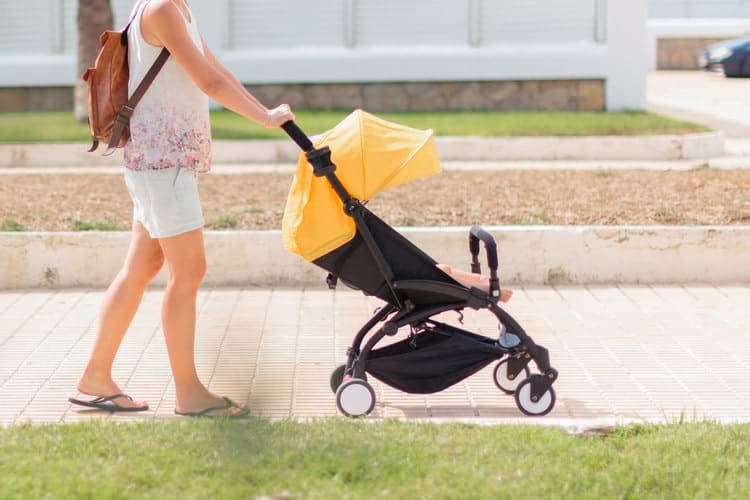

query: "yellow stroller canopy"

left=282, top=110, right=442, bottom=262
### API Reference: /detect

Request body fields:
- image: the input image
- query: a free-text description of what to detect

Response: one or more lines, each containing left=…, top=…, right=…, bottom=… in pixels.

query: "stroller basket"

left=365, top=322, right=504, bottom=394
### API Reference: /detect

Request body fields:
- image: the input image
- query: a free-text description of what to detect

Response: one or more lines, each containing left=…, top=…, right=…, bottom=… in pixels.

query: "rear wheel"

left=493, top=358, right=530, bottom=394
left=330, top=364, right=346, bottom=393
left=330, top=364, right=367, bottom=393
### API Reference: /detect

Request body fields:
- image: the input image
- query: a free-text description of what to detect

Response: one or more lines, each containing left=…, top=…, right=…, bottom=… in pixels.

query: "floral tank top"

left=124, top=0, right=212, bottom=172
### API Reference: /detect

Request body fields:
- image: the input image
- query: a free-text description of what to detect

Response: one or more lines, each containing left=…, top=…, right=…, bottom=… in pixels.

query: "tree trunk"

left=74, top=0, right=114, bottom=123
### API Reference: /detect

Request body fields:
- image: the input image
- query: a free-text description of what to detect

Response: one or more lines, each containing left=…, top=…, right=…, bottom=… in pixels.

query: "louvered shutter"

left=481, top=0, right=598, bottom=44
left=354, top=0, right=469, bottom=46
left=229, top=0, right=345, bottom=49
left=0, top=0, right=54, bottom=52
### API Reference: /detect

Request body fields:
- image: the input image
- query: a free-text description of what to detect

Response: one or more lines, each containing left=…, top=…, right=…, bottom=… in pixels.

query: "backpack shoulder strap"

left=103, top=48, right=170, bottom=156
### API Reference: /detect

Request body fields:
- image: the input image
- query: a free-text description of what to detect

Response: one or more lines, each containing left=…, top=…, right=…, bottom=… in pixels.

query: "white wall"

left=650, top=0, right=750, bottom=18
left=0, top=0, right=647, bottom=110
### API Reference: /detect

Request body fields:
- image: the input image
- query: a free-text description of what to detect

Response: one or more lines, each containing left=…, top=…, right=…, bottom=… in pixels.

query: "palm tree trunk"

left=74, top=0, right=114, bottom=122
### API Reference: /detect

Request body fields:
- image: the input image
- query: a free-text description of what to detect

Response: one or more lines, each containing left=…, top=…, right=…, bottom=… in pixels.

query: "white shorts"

left=124, top=167, right=205, bottom=239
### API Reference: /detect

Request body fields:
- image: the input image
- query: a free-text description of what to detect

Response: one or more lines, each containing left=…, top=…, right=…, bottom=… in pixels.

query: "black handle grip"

left=281, top=121, right=314, bottom=152
left=469, top=233, right=480, bottom=257
left=469, top=225, right=501, bottom=298
left=470, top=226, right=498, bottom=270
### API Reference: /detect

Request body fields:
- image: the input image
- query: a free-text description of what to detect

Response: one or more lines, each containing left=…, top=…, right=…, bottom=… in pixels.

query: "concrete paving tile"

left=3, top=285, right=750, bottom=425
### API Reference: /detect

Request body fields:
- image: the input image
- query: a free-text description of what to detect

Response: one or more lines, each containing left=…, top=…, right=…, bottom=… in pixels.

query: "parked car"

left=701, top=37, right=750, bottom=77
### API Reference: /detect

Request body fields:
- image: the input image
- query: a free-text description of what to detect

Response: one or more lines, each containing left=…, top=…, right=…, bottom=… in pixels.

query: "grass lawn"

left=1, top=420, right=747, bottom=498
left=0, top=109, right=708, bottom=143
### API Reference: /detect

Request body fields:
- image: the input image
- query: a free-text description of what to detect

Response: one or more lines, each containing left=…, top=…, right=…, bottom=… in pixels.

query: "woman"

left=68, top=0, right=295, bottom=417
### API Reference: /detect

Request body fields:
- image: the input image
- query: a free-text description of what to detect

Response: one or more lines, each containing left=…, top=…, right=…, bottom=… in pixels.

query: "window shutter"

left=354, top=0, right=469, bottom=46
left=0, top=0, right=54, bottom=53
left=481, top=0, right=598, bottom=44
left=229, top=0, right=345, bottom=49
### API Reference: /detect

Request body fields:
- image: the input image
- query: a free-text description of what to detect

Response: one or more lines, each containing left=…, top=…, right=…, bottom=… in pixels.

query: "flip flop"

left=68, top=393, right=149, bottom=412
left=174, top=396, right=250, bottom=418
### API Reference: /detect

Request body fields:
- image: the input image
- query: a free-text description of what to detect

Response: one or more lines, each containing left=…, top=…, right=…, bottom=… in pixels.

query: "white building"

left=0, top=0, right=647, bottom=111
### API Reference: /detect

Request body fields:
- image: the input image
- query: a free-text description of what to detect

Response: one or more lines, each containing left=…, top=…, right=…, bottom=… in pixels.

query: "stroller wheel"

left=493, top=358, right=530, bottom=395
left=336, top=379, right=376, bottom=418
left=514, top=375, right=556, bottom=417
left=330, top=364, right=347, bottom=393
left=330, top=364, right=368, bottom=393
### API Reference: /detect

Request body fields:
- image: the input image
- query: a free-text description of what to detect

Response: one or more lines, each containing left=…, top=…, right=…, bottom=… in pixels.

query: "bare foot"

left=76, top=372, right=148, bottom=410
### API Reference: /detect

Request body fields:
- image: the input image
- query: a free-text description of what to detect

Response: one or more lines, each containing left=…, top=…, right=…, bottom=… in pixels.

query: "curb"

left=2, top=226, right=748, bottom=289
left=0, top=132, right=726, bottom=167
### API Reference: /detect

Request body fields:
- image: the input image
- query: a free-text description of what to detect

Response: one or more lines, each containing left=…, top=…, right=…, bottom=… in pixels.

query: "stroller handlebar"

left=281, top=121, right=314, bottom=152
left=469, top=225, right=501, bottom=298
left=469, top=226, right=499, bottom=271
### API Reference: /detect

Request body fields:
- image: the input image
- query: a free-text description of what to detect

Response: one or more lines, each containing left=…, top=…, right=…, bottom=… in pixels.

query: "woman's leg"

left=157, top=227, right=247, bottom=416
left=76, top=221, right=164, bottom=409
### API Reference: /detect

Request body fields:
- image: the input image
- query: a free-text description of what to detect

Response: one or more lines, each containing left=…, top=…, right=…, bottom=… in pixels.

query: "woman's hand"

left=264, top=104, right=295, bottom=128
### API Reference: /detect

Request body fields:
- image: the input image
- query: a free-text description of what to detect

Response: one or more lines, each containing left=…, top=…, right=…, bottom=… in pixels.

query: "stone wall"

left=657, top=38, right=724, bottom=70
left=0, top=79, right=605, bottom=112
left=247, top=80, right=605, bottom=112
left=0, top=87, right=73, bottom=112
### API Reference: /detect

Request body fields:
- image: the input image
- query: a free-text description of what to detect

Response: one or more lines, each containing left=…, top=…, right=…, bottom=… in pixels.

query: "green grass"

left=0, top=219, right=26, bottom=231
left=241, top=206, right=265, bottom=214
left=592, top=169, right=616, bottom=178
left=72, top=219, right=122, bottom=231
left=0, top=109, right=708, bottom=143
left=1, top=420, right=749, bottom=498
left=512, top=211, right=552, bottom=225
left=209, top=213, right=238, bottom=229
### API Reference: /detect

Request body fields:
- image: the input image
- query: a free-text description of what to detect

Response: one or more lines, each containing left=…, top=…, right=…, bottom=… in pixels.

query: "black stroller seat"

left=281, top=117, right=558, bottom=417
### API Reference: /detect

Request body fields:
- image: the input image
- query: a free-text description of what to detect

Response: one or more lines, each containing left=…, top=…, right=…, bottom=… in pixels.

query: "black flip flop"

left=174, top=396, right=250, bottom=418
left=68, top=393, right=149, bottom=412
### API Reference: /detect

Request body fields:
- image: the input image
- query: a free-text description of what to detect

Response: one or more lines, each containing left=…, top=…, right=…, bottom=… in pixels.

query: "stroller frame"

left=282, top=122, right=559, bottom=417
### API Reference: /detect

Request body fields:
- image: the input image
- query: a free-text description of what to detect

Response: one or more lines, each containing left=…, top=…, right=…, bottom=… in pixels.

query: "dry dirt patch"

left=1, top=169, right=749, bottom=231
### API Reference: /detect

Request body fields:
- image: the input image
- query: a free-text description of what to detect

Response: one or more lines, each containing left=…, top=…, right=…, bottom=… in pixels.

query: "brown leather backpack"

left=83, top=18, right=169, bottom=156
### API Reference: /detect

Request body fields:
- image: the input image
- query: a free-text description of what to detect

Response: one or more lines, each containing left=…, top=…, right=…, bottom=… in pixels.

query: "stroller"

left=281, top=111, right=558, bottom=417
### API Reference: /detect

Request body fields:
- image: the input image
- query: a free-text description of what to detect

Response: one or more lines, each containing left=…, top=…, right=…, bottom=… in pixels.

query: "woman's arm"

left=140, top=0, right=294, bottom=127
left=200, top=38, right=267, bottom=110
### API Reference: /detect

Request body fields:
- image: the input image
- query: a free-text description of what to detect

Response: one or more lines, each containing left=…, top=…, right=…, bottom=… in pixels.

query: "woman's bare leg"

left=158, top=227, right=247, bottom=416
left=76, top=221, right=164, bottom=409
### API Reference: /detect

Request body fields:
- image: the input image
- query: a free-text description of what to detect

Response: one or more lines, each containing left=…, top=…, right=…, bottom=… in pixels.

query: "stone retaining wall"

left=246, top=80, right=605, bottom=112
left=2, top=226, right=748, bottom=289
left=0, top=87, right=73, bottom=113
left=0, top=79, right=605, bottom=112
left=657, top=38, right=724, bottom=70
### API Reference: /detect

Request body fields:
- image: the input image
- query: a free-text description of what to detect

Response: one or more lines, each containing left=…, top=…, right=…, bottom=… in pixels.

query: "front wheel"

left=514, top=375, right=556, bottom=416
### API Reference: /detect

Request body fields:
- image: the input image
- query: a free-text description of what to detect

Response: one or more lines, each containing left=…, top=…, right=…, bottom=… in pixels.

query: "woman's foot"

left=75, top=371, right=148, bottom=410
left=69, top=393, right=149, bottom=412
left=175, top=391, right=249, bottom=418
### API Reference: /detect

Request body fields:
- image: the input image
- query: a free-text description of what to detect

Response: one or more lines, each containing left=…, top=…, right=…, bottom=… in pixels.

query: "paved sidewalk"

left=647, top=70, right=750, bottom=138
left=2, top=284, right=749, bottom=426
